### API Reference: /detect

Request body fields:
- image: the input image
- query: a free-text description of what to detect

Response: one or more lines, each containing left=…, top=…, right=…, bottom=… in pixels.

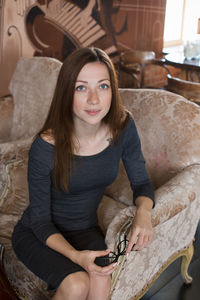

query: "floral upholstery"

left=108, top=198, right=199, bottom=299
left=119, top=89, right=200, bottom=189
left=0, top=95, right=13, bottom=143
left=0, top=57, right=62, bottom=299
left=0, top=57, right=62, bottom=226
left=9, top=57, right=62, bottom=141
left=0, top=58, right=200, bottom=300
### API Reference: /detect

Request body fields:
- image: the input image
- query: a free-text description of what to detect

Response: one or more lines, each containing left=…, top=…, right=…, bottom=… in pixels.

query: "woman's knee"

left=57, top=271, right=89, bottom=299
left=87, top=275, right=111, bottom=300
left=90, top=274, right=111, bottom=288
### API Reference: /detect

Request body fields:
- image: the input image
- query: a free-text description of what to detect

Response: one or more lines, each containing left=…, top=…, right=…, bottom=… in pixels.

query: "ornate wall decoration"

left=0, top=0, right=166, bottom=96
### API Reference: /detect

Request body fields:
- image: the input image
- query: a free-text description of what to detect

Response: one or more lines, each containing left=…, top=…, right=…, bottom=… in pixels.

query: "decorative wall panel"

left=0, top=0, right=166, bottom=96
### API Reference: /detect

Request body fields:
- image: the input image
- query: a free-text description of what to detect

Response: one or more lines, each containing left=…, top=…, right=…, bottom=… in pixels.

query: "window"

left=164, top=0, right=185, bottom=46
left=164, top=0, right=200, bottom=47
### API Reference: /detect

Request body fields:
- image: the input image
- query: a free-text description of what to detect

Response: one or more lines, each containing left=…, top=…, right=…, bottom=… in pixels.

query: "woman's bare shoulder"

left=40, top=130, right=55, bottom=145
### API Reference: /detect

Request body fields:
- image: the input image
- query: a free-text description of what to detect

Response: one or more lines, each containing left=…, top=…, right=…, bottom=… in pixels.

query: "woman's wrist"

left=69, top=249, right=80, bottom=264
left=135, top=196, right=153, bottom=213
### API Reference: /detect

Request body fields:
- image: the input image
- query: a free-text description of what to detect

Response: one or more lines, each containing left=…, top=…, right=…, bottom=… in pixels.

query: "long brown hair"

left=39, top=47, right=128, bottom=191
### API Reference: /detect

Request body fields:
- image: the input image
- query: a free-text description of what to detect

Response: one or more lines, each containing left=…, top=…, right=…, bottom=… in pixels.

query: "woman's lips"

left=85, top=110, right=101, bottom=116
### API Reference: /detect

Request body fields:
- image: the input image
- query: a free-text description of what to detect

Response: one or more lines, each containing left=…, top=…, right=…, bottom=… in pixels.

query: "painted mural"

left=0, top=0, right=166, bottom=96
left=24, top=0, right=129, bottom=60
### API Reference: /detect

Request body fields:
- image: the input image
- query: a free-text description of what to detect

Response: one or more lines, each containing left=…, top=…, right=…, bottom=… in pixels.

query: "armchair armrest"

left=0, top=213, right=19, bottom=239
left=0, top=136, right=33, bottom=161
left=106, top=164, right=200, bottom=299
left=0, top=95, right=14, bottom=143
left=0, top=137, right=33, bottom=213
left=151, top=58, right=172, bottom=75
left=105, top=163, right=200, bottom=249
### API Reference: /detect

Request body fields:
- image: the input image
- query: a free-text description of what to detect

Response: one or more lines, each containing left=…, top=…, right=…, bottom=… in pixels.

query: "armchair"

left=0, top=56, right=62, bottom=299
left=104, top=90, right=200, bottom=299
left=118, top=50, right=171, bottom=88
left=0, top=59, right=200, bottom=300
left=0, top=56, right=62, bottom=216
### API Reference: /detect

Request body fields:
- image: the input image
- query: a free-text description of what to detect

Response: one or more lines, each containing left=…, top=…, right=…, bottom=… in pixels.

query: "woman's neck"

left=73, top=120, right=111, bottom=156
left=74, top=120, right=103, bottom=141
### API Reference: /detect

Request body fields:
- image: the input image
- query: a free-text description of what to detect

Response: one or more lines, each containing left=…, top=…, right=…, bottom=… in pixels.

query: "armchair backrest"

left=9, top=57, right=62, bottom=141
left=120, top=50, right=155, bottom=65
left=166, top=74, right=200, bottom=104
left=119, top=88, right=200, bottom=188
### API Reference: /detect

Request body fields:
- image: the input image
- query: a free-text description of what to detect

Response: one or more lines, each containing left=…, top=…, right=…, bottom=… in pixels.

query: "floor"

left=142, top=221, right=200, bottom=300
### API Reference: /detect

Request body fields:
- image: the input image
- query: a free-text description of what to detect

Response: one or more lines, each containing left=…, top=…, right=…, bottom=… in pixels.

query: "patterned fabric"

left=0, top=68, right=200, bottom=300
left=119, top=88, right=200, bottom=189
left=9, top=57, right=62, bottom=141
left=106, top=164, right=200, bottom=249
left=0, top=139, right=31, bottom=210
left=109, top=199, right=200, bottom=299
left=0, top=95, right=13, bottom=142
left=0, top=236, right=53, bottom=300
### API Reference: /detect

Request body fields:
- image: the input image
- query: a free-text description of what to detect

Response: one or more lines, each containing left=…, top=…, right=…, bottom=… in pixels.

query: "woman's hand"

left=76, top=249, right=118, bottom=277
left=126, top=197, right=153, bottom=253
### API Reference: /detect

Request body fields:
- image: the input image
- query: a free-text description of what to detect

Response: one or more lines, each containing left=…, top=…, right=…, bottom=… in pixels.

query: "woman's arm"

left=121, top=117, right=155, bottom=252
left=46, top=233, right=78, bottom=261
left=46, top=233, right=118, bottom=276
left=126, top=196, right=153, bottom=253
left=121, top=118, right=154, bottom=207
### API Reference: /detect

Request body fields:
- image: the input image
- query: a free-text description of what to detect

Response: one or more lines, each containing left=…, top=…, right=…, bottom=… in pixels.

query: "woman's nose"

left=87, top=89, right=100, bottom=104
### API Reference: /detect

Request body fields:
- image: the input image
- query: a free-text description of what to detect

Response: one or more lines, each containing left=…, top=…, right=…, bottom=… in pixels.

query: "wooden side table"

left=0, top=243, right=20, bottom=300
left=165, top=53, right=200, bottom=82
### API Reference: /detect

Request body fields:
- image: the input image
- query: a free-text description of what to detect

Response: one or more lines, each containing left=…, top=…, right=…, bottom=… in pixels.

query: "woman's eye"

left=100, top=83, right=109, bottom=89
left=75, top=85, right=85, bottom=91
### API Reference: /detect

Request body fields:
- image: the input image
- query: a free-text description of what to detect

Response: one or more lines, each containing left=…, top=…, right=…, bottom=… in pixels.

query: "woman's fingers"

left=94, top=249, right=112, bottom=257
left=95, top=261, right=118, bottom=276
left=89, top=260, right=118, bottom=276
left=127, top=227, right=153, bottom=252
left=126, top=227, right=138, bottom=253
left=133, top=232, right=144, bottom=250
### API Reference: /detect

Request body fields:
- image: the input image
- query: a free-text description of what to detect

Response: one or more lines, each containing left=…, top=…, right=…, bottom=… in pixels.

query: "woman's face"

left=73, top=62, right=112, bottom=127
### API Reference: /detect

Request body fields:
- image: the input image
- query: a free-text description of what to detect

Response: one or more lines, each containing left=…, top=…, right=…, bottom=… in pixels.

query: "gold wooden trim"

left=181, top=242, right=194, bottom=284
left=109, top=242, right=194, bottom=300
left=109, top=217, right=133, bottom=299
left=110, top=254, right=127, bottom=296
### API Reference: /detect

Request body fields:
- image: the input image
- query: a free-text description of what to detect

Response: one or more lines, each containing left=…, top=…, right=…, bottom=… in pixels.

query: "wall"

left=0, top=0, right=166, bottom=96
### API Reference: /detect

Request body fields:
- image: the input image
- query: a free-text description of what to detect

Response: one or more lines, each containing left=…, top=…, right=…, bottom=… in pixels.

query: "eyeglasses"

left=96, top=235, right=129, bottom=266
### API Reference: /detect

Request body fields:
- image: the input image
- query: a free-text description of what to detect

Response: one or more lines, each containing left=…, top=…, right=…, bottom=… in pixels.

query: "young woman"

left=12, top=47, right=154, bottom=300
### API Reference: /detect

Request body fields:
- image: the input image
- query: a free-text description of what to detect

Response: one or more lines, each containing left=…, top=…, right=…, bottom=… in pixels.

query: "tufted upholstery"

left=0, top=58, right=200, bottom=300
